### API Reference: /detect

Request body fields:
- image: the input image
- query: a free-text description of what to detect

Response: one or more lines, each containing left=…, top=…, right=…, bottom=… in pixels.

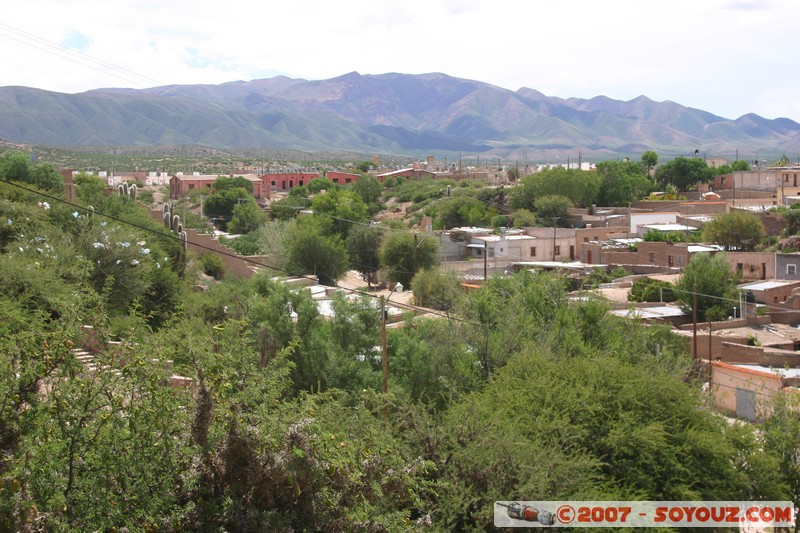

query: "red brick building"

left=169, top=174, right=263, bottom=200
left=262, top=172, right=321, bottom=193
left=326, top=171, right=361, bottom=186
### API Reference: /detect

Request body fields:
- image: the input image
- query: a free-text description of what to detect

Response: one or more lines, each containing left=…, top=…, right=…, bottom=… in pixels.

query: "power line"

left=0, top=178, right=479, bottom=326
left=0, top=22, right=161, bottom=88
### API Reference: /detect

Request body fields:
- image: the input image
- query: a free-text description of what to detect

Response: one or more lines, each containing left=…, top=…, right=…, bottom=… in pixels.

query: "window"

left=649, top=253, right=656, bottom=262
left=530, top=247, right=537, bottom=257
left=737, top=263, right=743, bottom=274
left=346, top=178, right=352, bottom=183
left=271, top=181, right=276, bottom=187
left=750, top=265, right=756, bottom=273
left=788, top=264, right=797, bottom=276
left=583, top=237, right=589, bottom=242
left=554, top=246, right=561, bottom=256
left=668, top=255, right=674, bottom=267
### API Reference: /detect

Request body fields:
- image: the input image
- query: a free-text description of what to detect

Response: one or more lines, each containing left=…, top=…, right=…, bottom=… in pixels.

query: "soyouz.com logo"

left=493, top=501, right=795, bottom=528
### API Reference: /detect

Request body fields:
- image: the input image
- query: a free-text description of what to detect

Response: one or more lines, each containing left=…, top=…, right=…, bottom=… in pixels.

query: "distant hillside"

left=1, top=72, right=798, bottom=159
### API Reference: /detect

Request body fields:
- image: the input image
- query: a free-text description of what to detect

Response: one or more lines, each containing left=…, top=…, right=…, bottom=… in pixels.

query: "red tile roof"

left=711, top=360, right=784, bottom=381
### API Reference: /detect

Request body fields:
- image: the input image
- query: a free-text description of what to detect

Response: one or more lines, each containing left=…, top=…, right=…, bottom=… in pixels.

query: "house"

left=710, top=361, right=800, bottom=421
left=326, top=171, right=360, bottom=186
left=725, top=252, right=776, bottom=281
left=714, top=170, right=778, bottom=191
left=468, top=234, right=538, bottom=263
left=581, top=240, right=720, bottom=273
left=636, top=223, right=698, bottom=239
left=169, top=173, right=263, bottom=200
left=737, top=279, right=800, bottom=306
left=522, top=227, right=578, bottom=261
left=262, top=172, right=321, bottom=193
left=776, top=253, right=800, bottom=280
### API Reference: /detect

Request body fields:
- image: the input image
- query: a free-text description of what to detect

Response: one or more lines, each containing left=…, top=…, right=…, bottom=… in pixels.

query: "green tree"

left=642, top=150, right=658, bottom=176
left=309, top=188, right=368, bottom=238
left=284, top=217, right=349, bottom=285
left=596, top=160, right=654, bottom=206
left=346, top=224, right=384, bottom=287
left=434, top=196, right=494, bottom=229
left=73, top=173, right=106, bottom=204
left=510, top=167, right=601, bottom=210
left=351, top=174, right=383, bottom=211
left=701, top=211, right=764, bottom=251
left=379, top=231, right=439, bottom=288
left=214, top=175, right=253, bottom=194
left=763, top=396, right=800, bottom=528
left=654, top=157, right=714, bottom=191
left=203, top=187, right=252, bottom=222
left=506, top=166, right=520, bottom=182
left=629, top=277, right=677, bottom=302
left=510, top=208, right=538, bottom=228
left=228, top=200, right=267, bottom=234
left=783, top=209, right=800, bottom=236
left=355, top=160, right=373, bottom=173
left=411, top=267, right=461, bottom=311
left=0, top=152, right=64, bottom=192
left=675, top=253, right=738, bottom=320
left=270, top=195, right=308, bottom=220
left=533, top=194, right=572, bottom=222
left=306, top=176, right=335, bottom=193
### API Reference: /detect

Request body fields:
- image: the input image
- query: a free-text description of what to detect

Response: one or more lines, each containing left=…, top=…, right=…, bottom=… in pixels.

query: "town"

left=3, top=147, right=800, bottom=530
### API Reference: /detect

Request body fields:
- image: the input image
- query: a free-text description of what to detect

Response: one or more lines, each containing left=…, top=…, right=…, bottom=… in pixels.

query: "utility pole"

left=381, top=295, right=388, bottom=422
left=484, top=241, right=488, bottom=280
left=552, top=220, right=557, bottom=261
left=692, top=284, right=698, bottom=361
left=413, top=233, right=419, bottom=276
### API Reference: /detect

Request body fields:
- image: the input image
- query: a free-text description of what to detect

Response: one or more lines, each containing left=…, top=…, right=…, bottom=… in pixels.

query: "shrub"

left=199, top=253, right=225, bottom=280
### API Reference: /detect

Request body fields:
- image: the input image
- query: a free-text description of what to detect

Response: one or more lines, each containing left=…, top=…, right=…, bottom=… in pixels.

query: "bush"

left=199, top=253, right=225, bottom=280
left=629, top=277, right=676, bottom=302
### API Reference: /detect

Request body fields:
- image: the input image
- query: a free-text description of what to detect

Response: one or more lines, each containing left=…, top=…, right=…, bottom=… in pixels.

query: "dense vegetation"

left=1, top=150, right=799, bottom=530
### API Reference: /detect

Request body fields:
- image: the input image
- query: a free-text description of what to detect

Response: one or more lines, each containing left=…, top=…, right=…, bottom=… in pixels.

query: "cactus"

left=163, top=212, right=171, bottom=228
left=129, top=184, right=137, bottom=201
left=122, top=182, right=129, bottom=196
left=176, top=223, right=183, bottom=234
left=163, top=203, right=170, bottom=215
left=172, top=215, right=180, bottom=233
left=118, top=184, right=124, bottom=196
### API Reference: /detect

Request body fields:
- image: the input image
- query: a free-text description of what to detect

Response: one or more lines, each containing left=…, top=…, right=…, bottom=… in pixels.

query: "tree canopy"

left=595, top=160, right=654, bottom=206
left=701, top=211, right=764, bottom=251
left=510, top=167, right=601, bottom=210
left=675, top=253, right=739, bottom=321
left=654, top=157, right=714, bottom=191
left=379, top=231, right=439, bottom=287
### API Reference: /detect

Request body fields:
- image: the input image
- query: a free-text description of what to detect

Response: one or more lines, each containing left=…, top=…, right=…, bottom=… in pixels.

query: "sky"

left=2, top=0, right=799, bottom=121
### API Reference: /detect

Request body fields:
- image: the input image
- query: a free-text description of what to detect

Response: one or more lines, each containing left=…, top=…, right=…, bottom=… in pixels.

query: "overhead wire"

left=0, top=178, right=480, bottom=325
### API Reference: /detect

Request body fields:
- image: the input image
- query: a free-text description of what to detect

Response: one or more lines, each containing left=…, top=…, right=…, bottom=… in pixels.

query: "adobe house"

left=724, top=252, right=776, bottom=281
left=738, top=279, right=800, bottom=306
left=262, top=172, right=321, bottom=192
left=169, top=173, right=263, bottom=200
left=711, top=361, right=800, bottom=421
left=326, top=171, right=361, bottom=186
left=522, top=227, right=578, bottom=261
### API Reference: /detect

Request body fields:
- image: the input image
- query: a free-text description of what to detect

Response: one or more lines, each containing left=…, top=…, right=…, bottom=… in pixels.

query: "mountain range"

left=0, top=71, right=798, bottom=160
